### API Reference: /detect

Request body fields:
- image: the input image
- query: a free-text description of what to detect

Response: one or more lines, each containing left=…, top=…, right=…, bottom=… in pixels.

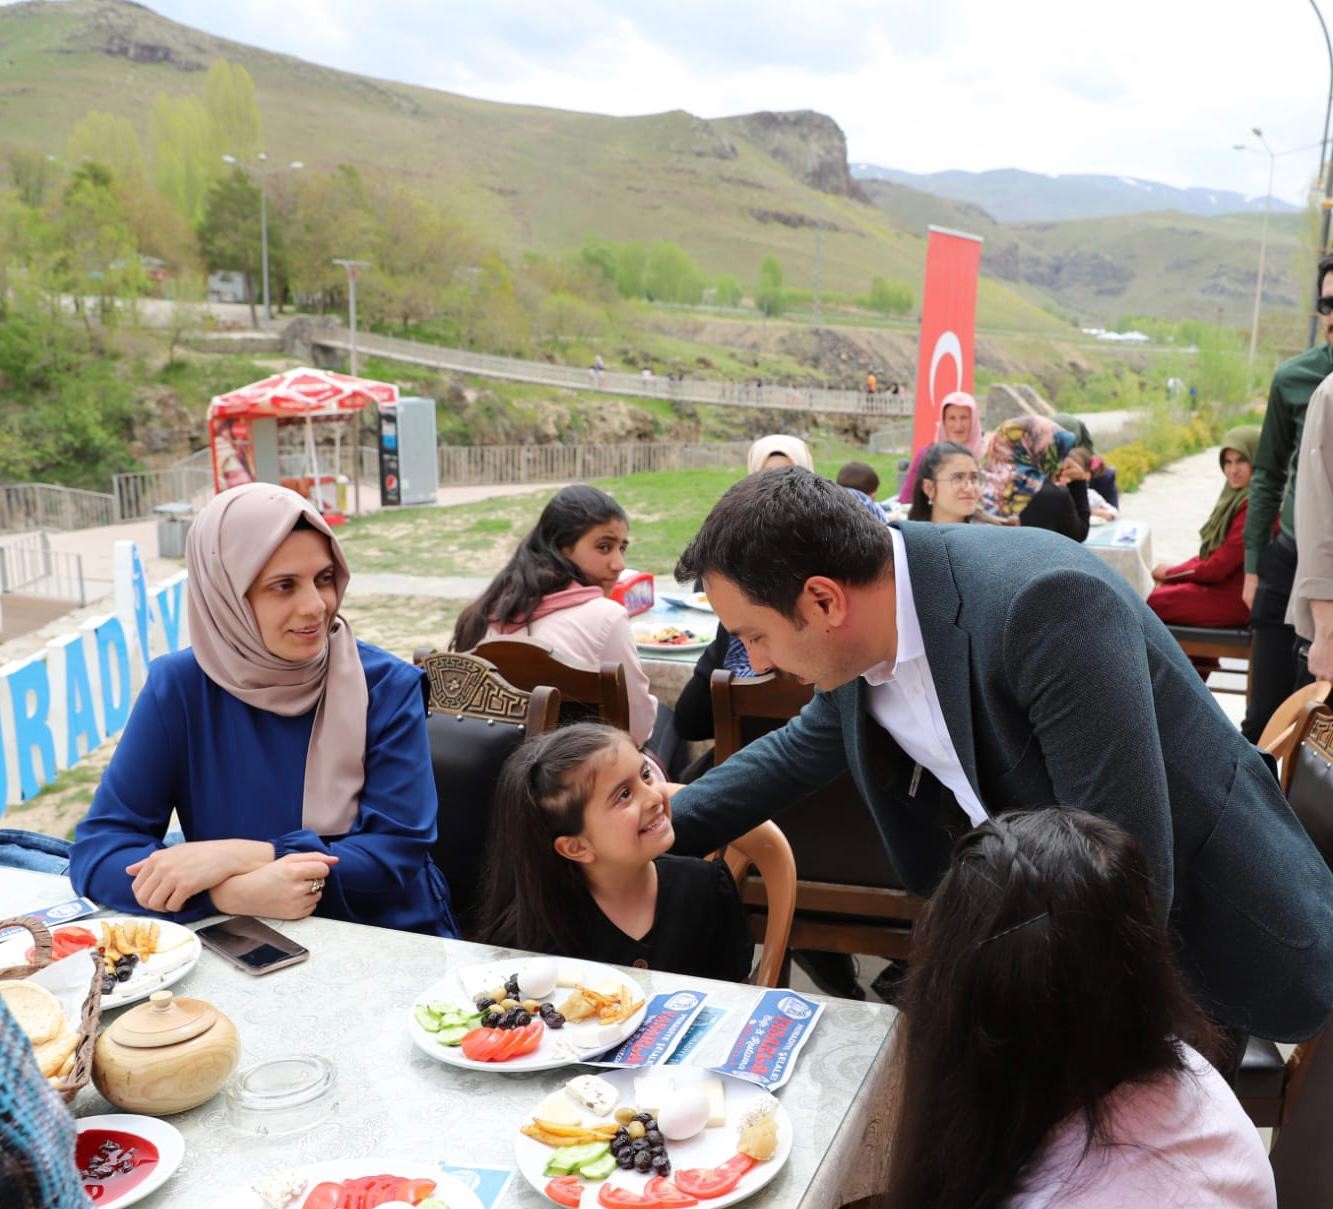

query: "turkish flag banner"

left=911, top=226, right=984, bottom=453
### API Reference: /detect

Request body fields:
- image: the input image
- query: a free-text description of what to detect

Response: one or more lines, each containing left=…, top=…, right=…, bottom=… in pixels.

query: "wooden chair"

left=418, top=650, right=560, bottom=934
left=711, top=669, right=925, bottom=966
left=720, top=822, right=796, bottom=987
left=472, top=639, right=631, bottom=733
left=1166, top=624, right=1252, bottom=702
left=1239, top=701, right=1333, bottom=1133
left=1259, top=681, right=1331, bottom=778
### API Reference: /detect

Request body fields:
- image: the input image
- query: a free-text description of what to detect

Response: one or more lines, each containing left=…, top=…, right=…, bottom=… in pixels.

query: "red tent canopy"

left=208, top=367, right=398, bottom=419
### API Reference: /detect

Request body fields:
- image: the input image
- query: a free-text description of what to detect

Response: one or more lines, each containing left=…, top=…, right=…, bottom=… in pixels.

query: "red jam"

left=76, top=1130, right=159, bottom=1202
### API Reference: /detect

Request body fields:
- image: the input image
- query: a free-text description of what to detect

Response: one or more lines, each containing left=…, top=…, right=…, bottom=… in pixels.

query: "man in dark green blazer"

left=670, top=468, right=1333, bottom=1043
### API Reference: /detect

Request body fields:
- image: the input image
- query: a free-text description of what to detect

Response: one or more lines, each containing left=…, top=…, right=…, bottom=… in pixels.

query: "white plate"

left=660, top=592, right=715, bottom=614
left=88, top=918, right=203, bottom=1010
left=513, top=1068, right=791, bottom=1208
left=76, top=1114, right=184, bottom=1208
left=636, top=638, right=713, bottom=654
left=206, top=1160, right=485, bottom=1209
left=633, top=625, right=714, bottom=654
left=409, top=957, right=648, bottom=1074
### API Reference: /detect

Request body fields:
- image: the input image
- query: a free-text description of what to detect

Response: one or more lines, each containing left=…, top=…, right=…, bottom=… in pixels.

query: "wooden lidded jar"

left=93, top=989, right=239, bottom=1115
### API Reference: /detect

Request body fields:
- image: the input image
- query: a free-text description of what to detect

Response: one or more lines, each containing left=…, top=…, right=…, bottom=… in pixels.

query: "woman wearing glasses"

left=906, top=442, right=986, bottom=524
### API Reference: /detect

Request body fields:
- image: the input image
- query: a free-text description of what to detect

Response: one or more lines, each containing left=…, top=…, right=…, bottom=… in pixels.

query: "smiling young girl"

left=478, top=723, right=755, bottom=982
left=452, top=485, right=660, bottom=748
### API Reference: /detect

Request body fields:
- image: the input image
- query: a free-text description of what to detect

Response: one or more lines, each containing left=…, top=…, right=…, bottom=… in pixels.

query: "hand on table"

left=1242, top=573, right=1259, bottom=610
left=126, top=839, right=275, bottom=913
left=210, top=851, right=339, bottom=920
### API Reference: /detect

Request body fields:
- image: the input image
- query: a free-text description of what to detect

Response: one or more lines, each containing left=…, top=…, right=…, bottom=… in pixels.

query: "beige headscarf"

left=185, top=484, right=368, bottom=835
left=747, top=434, right=814, bottom=475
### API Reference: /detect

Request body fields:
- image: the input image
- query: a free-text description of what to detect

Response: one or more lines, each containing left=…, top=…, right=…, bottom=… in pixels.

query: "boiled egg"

left=657, top=1086, right=711, bottom=1141
left=519, top=956, right=558, bottom=1000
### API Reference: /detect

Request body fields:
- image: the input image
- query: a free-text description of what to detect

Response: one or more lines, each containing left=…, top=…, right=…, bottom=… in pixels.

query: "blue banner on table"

left=665, top=1005, right=728, bottom=1066
left=0, top=896, right=98, bottom=943
left=589, top=989, right=708, bottom=1068
left=714, top=990, right=824, bottom=1090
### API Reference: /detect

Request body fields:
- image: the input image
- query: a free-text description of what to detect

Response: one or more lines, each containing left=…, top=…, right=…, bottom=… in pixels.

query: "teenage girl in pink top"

left=883, top=809, right=1275, bottom=1209
left=451, top=485, right=659, bottom=747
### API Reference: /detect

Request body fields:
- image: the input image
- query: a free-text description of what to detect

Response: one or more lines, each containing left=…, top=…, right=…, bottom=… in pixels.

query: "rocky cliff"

left=719, top=110, right=868, bottom=201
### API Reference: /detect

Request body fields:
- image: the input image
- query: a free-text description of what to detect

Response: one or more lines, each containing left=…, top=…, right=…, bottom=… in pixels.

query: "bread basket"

left=0, top=915, right=103, bottom=1103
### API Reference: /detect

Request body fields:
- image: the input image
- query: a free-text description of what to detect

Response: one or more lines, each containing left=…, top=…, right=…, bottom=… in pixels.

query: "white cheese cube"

left=565, top=1073, right=619, bottom=1117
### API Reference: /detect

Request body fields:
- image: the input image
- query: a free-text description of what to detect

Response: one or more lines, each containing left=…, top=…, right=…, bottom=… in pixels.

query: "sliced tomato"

left=302, top=1183, right=344, bottom=1209
left=489, top=1026, right=531, bottom=1062
left=596, top=1186, right=660, bottom=1208
left=510, top=1018, right=545, bottom=1057
left=459, top=1026, right=506, bottom=1062
left=673, top=1154, right=755, bottom=1200
left=25, top=925, right=97, bottom=964
left=645, top=1178, right=698, bottom=1207
left=395, top=1178, right=438, bottom=1204
left=546, top=1175, right=584, bottom=1207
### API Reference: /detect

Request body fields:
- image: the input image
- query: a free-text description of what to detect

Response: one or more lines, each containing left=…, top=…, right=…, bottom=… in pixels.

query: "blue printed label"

left=0, top=897, right=99, bottom=943
left=665, top=1005, right=728, bottom=1065
left=589, top=989, right=708, bottom=1068
left=712, top=989, right=824, bottom=1090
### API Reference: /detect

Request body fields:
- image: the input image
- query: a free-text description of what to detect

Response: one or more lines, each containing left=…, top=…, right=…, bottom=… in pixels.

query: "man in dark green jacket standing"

left=1239, top=253, right=1333, bottom=741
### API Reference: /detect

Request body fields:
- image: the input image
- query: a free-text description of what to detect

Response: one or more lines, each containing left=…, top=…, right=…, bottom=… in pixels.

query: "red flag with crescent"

left=911, top=226, right=983, bottom=453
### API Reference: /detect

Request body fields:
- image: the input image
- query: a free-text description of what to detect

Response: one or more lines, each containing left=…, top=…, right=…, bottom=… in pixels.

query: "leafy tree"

left=861, top=276, right=913, bottom=315
left=755, top=254, right=786, bottom=317
left=615, top=242, right=647, bottom=299
left=643, top=241, right=704, bottom=304
left=151, top=93, right=216, bottom=223
left=67, top=113, right=146, bottom=189
left=204, top=60, right=262, bottom=162
left=49, top=163, right=142, bottom=338
left=198, top=167, right=263, bottom=327
left=713, top=273, right=743, bottom=307
left=4, top=147, right=61, bottom=208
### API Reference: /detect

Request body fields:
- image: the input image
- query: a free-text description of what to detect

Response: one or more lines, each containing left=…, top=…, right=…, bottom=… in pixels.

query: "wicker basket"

left=0, top=915, right=103, bottom=1104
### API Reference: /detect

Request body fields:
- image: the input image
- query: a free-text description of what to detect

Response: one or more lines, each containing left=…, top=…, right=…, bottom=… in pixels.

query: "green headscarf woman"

left=1197, top=426, right=1261, bottom=557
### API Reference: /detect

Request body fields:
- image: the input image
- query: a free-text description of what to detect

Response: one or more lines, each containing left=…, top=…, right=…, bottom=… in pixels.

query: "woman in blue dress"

left=70, top=484, right=455, bottom=936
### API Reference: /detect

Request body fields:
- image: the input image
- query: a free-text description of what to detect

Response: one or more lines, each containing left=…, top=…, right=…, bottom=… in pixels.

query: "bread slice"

left=34, top=1027, right=78, bottom=1078
left=0, top=981, right=64, bottom=1045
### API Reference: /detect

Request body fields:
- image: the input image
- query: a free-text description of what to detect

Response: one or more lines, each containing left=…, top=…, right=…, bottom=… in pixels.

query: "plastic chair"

left=418, top=650, right=560, bottom=935
left=720, top=822, right=796, bottom=988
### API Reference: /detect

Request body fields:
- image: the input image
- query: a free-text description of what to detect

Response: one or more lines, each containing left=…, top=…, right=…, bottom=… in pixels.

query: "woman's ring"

left=309, top=878, right=325, bottom=894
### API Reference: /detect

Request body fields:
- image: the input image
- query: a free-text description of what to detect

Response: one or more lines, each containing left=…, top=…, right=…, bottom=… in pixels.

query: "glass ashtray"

left=226, top=1054, right=338, bottom=1136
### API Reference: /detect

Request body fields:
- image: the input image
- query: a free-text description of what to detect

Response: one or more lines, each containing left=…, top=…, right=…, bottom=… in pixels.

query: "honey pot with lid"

left=93, top=988, right=240, bottom=1115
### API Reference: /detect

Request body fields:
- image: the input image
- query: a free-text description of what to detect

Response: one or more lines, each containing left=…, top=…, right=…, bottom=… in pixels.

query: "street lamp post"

left=333, top=258, right=372, bottom=514
left=221, top=153, right=303, bottom=329
left=1236, top=130, right=1275, bottom=381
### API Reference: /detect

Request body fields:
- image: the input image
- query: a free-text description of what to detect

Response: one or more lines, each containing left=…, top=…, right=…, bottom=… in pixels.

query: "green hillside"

left=862, top=179, right=1309, bottom=330
left=0, top=0, right=1065, bottom=334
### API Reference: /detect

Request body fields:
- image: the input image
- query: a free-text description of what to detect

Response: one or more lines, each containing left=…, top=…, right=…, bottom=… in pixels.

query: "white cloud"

left=22, top=0, right=1330, bottom=206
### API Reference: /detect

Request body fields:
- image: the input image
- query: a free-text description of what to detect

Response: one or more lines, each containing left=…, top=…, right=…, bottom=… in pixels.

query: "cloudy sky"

left=64, top=0, right=1333, bottom=204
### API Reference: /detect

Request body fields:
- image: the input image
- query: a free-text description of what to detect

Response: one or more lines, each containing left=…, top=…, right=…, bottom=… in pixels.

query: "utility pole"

left=333, top=258, right=372, bottom=515
left=1245, top=130, right=1275, bottom=381
left=222, top=152, right=302, bottom=329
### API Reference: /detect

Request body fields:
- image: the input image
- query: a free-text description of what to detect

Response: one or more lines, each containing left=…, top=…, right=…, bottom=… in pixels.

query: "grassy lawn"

left=340, top=450, right=905, bottom=579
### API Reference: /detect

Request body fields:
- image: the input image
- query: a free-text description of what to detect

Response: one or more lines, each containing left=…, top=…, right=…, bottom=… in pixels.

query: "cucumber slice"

left=577, top=1151, right=617, bottom=1181
left=544, top=1141, right=610, bottom=1176
left=414, top=1005, right=444, bottom=1032
left=436, top=1024, right=472, bottom=1046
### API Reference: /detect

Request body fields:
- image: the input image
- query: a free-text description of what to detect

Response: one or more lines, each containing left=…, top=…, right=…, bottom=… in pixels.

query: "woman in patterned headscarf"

left=981, top=416, right=1089, bottom=541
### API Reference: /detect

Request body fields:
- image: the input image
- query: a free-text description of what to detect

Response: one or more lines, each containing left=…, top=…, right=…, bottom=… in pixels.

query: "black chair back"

left=1283, top=703, right=1333, bottom=871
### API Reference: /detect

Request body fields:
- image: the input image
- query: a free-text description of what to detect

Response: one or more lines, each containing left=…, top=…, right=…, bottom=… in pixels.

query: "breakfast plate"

left=27, top=918, right=202, bottom=1010
left=513, top=1067, right=792, bottom=1208
left=408, top=956, right=648, bottom=1074
left=76, top=1113, right=185, bottom=1208
left=206, top=1160, right=484, bottom=1209
left=633, top=625, right=713, bottom=654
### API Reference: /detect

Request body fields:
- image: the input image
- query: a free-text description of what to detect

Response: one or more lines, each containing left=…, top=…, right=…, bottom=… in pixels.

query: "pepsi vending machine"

left=377, top=397, right=438, bottom=506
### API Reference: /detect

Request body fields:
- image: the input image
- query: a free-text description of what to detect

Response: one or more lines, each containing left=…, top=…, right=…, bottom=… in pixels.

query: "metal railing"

left=0, top=532, right=87, bottom=603
left=313, top=326, right=913, bottom=419
left=0, top=483, right=117, bottom=534
left=431, top=441, right=751, bottom=486
left=112, top=463, right=215, bottom=522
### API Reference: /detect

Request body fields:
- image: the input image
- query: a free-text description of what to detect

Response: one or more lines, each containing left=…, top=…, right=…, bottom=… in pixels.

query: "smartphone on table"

left=197, top=917, right=309, bottom=976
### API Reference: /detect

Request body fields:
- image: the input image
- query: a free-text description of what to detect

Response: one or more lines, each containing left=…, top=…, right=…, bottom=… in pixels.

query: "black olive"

left=614, top=1127, right=629, bottom=1141
left=514, top=1010, right=531, bottom=1027
left=546, top=1011, right=565, bottom=1029
left=631, top=1138, right=649, bottom=1152
left=475, top=995, right=495, bottom=1010
left=481, top=1010, right=501, bottom=1028
left=634, top=1151, right=653, bottom=1173
left=634, top=1111, right=654, bottom=1124
left=504, top=974, right=521, bottom=996
left=652, top=1154, right=671, bottom=1173
left=115, top=965, right=135, bottom=982
left=617, top=1151, right=635, bottom=1169
left=101, top=974, right=117, bottom=994
left=646, top=1129, right=663, bottom=1146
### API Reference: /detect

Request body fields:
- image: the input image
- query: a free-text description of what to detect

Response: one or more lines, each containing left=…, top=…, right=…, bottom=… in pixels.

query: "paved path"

left=1118, top=446, right=1221, bottom=570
